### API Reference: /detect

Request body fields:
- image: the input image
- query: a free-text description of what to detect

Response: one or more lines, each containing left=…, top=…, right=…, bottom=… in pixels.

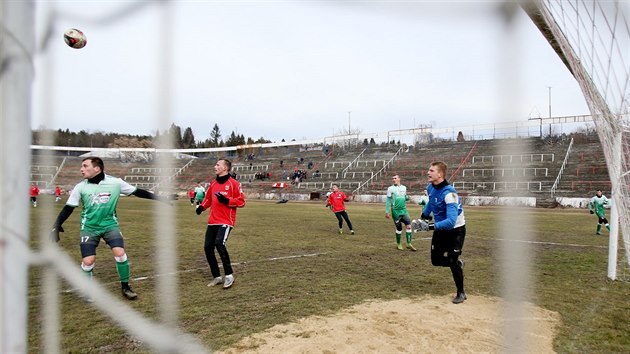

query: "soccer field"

left=28, top=197, right=629, bottom=353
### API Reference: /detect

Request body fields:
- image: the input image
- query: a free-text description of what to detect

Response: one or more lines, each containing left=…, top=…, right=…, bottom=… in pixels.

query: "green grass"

left=27, top=196, right=630, bottom=353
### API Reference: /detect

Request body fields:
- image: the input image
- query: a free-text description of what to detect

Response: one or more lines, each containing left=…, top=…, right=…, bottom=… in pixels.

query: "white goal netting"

left=524, top=0, right=630, bottom=280
left=2, top=1, right=629, bottom=353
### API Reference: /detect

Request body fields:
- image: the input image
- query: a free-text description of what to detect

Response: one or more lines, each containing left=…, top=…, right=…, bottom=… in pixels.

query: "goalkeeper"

left=588, top=190, right=610, bottom=235
left=420, top=161, right=467, bottom=304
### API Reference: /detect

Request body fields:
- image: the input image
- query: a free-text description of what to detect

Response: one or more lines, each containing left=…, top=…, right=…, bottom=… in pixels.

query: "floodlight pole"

left=348, top=111, right=351, bottom=134
left=547, top=86, right=552, bottom=136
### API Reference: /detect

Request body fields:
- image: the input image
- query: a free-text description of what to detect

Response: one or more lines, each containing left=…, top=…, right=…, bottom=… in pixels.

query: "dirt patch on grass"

left=218, top=295, right=560, bottom=354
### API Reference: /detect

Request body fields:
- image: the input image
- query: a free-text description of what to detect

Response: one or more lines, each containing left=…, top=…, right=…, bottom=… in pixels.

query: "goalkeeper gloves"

left=214, top=192, right=229, bottom=205
left=195, top=206, right=204, bottom=215
left=419, top=220, right=435, bottom=231
left=49, top=225, right=64, bottom=243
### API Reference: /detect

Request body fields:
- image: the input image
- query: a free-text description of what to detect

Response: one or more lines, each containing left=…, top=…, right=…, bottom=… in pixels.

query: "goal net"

left=523, top=0, right=630, bottom=280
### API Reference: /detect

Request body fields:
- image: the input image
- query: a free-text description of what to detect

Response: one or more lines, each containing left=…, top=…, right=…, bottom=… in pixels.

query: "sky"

left=31, top=0, right=591, bottom=143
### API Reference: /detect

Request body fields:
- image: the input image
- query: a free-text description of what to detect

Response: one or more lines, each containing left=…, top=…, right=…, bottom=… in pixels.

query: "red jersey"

left=55, top=186, right=61, bottom=196
left=327, top=191, right=348, bottom=213
left=199, top=176, right=245, bottom=226
left=188, top=189, right=195, bottom=198
left=30, top=185, right=40, bottom=197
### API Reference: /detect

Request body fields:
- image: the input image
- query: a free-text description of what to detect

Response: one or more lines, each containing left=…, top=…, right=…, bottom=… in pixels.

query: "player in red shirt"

left=195, top=158, right=246, bottom=289
left=54, top=185, right=62, bottom=202
left=30, top=184, right=40, bottom=207
left=326, top=184, right=354, bottom=235
left=188, top=189, right=195, bottom=205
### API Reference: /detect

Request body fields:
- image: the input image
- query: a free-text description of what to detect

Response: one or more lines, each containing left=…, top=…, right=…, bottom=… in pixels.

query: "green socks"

left=116, top=259, right=130, bottom=283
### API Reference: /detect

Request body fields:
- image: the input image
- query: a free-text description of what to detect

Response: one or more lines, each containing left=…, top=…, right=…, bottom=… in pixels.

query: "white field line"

left=59, top=236, right=618, bottom=294
left=60, top=252, right=330, bottom=293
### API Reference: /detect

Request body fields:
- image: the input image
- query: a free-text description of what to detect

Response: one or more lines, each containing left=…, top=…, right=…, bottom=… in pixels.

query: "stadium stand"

left=33, top=136, right=610, bottom=202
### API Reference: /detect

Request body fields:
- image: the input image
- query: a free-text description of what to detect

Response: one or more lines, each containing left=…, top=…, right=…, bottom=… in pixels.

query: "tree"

left=225, top=131, right=246, bottom=147
left=210, top=123, right=221, bottom=147
left=182, top=127, right=196, bottom=149
left=168, top=123, right=183, bottom=148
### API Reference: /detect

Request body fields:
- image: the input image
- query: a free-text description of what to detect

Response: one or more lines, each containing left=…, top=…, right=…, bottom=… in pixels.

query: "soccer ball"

left=63, top=28, right=87, bottom=49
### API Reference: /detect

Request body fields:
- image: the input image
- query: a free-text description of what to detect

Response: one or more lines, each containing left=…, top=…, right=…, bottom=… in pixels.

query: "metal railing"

left=550, top=138, right=574, bottom=197
left=352, top=146, right=404, bottom=194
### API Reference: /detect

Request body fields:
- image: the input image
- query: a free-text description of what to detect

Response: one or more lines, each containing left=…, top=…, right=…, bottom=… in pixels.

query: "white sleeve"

left=66, top=184, right=82, bottom=207
left=119, top=178, right=137, bottom=195
left=444, top=192, right=459, bottom=204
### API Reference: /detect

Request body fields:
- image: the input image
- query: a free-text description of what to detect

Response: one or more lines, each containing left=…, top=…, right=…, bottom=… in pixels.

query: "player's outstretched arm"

left=132, top=188, right=172, bottom=203
left=50, top=205, right=75, bottom=242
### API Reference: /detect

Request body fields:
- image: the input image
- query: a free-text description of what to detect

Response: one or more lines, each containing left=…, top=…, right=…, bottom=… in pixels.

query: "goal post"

left=523, top=0, right=630, bottom=280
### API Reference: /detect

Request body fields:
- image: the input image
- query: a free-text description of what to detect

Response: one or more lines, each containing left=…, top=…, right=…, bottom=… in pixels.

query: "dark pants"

left=204, top=225, right=233, bottom=277
left=334, top=211, right=353, bottom=230
left=431, top=225, right=466, bottom=293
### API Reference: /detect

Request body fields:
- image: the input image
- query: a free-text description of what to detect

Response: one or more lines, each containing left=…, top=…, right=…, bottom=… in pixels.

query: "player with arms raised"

left=326, top=183, right=355, bottom=235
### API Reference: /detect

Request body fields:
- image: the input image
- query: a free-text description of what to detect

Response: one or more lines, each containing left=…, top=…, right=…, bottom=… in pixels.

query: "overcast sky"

left=31, top=1, right=590, bottom=143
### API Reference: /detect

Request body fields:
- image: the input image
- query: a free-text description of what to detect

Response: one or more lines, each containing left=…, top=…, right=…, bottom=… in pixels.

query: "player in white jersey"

left=50, top=157, right=169, bottom=300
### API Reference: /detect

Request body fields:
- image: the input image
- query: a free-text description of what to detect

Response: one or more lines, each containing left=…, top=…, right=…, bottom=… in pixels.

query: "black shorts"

left=393, top=214, right=411, bottom=230
left=431, top=225, right=466, bottom=267
left=80, top=228, right=125, bottom=258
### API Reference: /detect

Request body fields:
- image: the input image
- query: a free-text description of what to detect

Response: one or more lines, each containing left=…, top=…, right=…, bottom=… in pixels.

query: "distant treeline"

left=32, top=123, right=271, bottom=149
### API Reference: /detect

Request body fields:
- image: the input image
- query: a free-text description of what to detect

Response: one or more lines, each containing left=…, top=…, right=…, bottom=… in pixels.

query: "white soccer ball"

left=63, top=28, right=87, bottom=49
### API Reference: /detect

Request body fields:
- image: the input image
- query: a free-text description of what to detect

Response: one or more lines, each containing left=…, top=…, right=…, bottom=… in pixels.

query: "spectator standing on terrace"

left=30, top=184, right=40, bottom=207
left=588, top=189, right=610, bottom=235
left=326, top=184, right=355, bottom=235
left=195, top=158, right=246, bottom=289
left=385, top=174, right=415, bottom=251
left=194, top=182, right=206, bottom=206
left=55, top=185, right=62, bottom=202
left=420, top=161, right=467, bottom=304
left=48, top=156, right=170, bottom=300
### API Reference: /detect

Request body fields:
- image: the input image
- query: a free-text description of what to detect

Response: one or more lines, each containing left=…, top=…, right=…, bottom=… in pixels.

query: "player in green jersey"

left=194, top=182, right=206, bottom=206
left=588, top=190, right=610, bottom=235
left=385, top=174, right=415, bottom=251
left=50, top=157, right=168, bottom=300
